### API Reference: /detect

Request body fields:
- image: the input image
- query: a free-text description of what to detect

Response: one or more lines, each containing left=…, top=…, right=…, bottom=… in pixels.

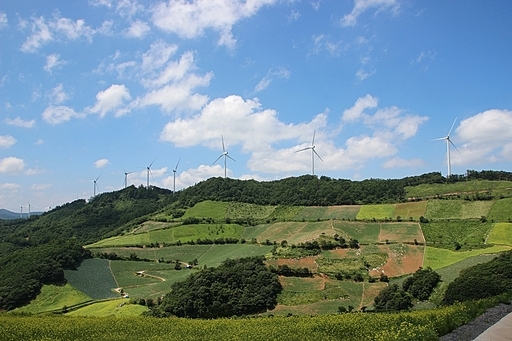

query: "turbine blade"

left=95, top=173, right=102, bottom=181
left=295, top=147, right=312, bottom=153
left=213, top=154, right=223, bottom=165
left=447, top=117, right=458, bottom=136
left=227, top=155, right=236, bottom=162
left=312, top=129, right=316, bottom=145
left=449, top=139, right=462, bottom=155
left=430, top=137, right=447, bottom=142
left=149, top=158, right=157, bottom=168
left=175, top=157, right=181, bottom=171
left=221, top=135, right=225, bottom=152
left=313, top=149, right=324, bottom=162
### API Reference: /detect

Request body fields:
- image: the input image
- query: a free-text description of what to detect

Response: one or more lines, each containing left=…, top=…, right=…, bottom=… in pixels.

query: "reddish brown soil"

left=369, top=245, right=424, bottom=278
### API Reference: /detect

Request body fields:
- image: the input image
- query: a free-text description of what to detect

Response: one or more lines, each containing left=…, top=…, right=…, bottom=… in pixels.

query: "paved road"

left=473, top=312, right=512, bottom=341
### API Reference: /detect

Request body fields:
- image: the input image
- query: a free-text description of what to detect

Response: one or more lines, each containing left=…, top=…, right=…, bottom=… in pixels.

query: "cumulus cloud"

left=125, top=20, right=150, bottom=38
left=254, top=67, right=290, bottom=93
left=5, top=117, right=36, bottom=128
left=94, top=158, right=110, bottom=168
left=0, top=183, right=20, bottom=190
left=44, top=53, right=66, bottom=73
left=0, top=157, right=26, bottom=174
left=342, top=94, right=378, bottom=122
left=151, top=0, right=278, bottom=49
left=453, top=109, right=512, bottom=164
left=341, top=0, right=399, bottom=27
left=141, top=40, right=178, bottom=72
left=0, top=12, right=7, bottom=29
left=21, top=14, right=110, bottom=52
left=89, top=84, right=131, bottom=117
left=49, top=84, right=69, bottom=104
left=0, top=135, right=17, bottom=148
left=42, top=106, right=84, bottom=124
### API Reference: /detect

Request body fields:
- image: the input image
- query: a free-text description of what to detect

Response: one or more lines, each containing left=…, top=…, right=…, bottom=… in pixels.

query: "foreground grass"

left=2, top=297, right=508, bottom=341
left=12, top=284, right=91, bottom=314
left=423, top=245, right=511, bottom=269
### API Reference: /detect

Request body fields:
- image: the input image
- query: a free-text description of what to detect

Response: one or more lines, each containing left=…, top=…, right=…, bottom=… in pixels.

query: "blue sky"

left=1, top=0, right=512, bottom=213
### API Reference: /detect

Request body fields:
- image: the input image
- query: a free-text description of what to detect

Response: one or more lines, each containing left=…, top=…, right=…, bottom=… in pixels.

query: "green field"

left=487, top=223, right=512, bottom=246
left=394, top=201, right=427, bottom=220
left=66, top=299, right=148, bottom=317
left=323, top=206, right=360, bottom=220
left=226, top=202, right=276, bottom=220
left=86, top=223, right=245, bottom=247
left=421, top=220, right=493, bottom=248
left=405, top=179, right=512, bottom=198
left=332, top=221, right=381, bottom=244
left=12, top=284, right=91, bottom=314
left=356, top=204, right=396, bottom=220
left=183, top=200, right=229, bottom=220
left=423, top=245, right=511, bottom=269
left=64, top=258, right=119, bottom=300
left=488, top=198, right=512, bottom=222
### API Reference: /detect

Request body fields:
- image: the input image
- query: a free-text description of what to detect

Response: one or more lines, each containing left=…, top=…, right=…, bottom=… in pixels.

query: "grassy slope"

left=12, top=284, right=91, bottom=314
left=405, top=179, right=512, bottom=198
left=423, top=245, right=511, bottom=269
left=487, top=223, right=512, bottom=246
left=66, top=299, right=148, bottom=316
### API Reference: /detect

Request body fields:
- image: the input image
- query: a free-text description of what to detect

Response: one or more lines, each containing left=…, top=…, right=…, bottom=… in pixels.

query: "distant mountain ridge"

left=0, top=209, right=42, bottom=220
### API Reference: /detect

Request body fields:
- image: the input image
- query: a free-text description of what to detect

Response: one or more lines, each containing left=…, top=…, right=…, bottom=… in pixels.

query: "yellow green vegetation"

left=487, top=223, right=512, bottom=246
left=66, top=299, right=148, bottom=317
left=182, top=200, right=230, bottom=220
left=356, top=204, right=395, bottom=220
left=0, top=299, right=505, bottom=341
left=12, top=284, right=91, bottom=314
left=423, top=245, right=511, bottom=269
left=425, top=199, right=494, bottom=220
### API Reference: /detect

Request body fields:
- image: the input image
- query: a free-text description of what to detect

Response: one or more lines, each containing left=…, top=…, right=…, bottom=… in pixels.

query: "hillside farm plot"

left=394, top=201, right=427, bottom=220
left=278, top=277, right=349, bottom=306
left=405, top=179, right=512, bottom=198
left=13, top=284, right=92, bottom=314
left=66, top=299, right=148, bottom=317
left=64, top=258, right=118, bottom=300
left=367, top=244, right=424, bottom=278
left=378, top=222, right=424, bottom=243
left=89, top=244, right=212, bottom=263
left=487, top=223, right=512, bottom=246
left=198, top=244, right=274, bottom=268
left=460, top=201, right=494, bottom=219
left=266, top=257, right=319, bottom=273
left=122, top=270, right=193, bottom=300
left=294, top=206, right=328, bottom=221
left=323, top=205, right=360, bottom=220
left=252, top=221, right=309, bottom=244
left=331, top=221, right=381, bottom=244
left=421, top=220, right=493, bottom=249
left=423, top=245, right=511, bottom=269
left=356, top=204, right=395, bottom=221
left=86, top=233, right=151, bottom=248
left=226, top=202, right=276, bottom=220
left=488, top=198, right=512, bottom=222
left=150, top=223, right=244, bottom=244
left=241, top=224, right=272, bottom=240
left=182, top=200, right=229, bottom=220
left=109, top=260, right=175, bottom=288
left=434, top=253, right=499, bottom=284
left=424, top=200, right=493, bottom=220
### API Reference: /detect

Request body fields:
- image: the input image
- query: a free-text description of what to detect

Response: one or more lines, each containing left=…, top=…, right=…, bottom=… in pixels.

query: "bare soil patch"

left=369, top=244, right=424, bottom=278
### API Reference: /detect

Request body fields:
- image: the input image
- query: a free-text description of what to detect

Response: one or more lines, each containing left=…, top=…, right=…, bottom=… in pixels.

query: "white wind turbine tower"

left=93, top=174, right=101, bottom=197
left=432, top=118, right=461, bottom=177
left=295, top=130, right=323, bottom=176
left=146, top=158, right=156, bottom=188
left=122, top=168, right=133, bottom=189
left=173, top=157, right=181, bottom=193
left=213, top=135, right=235, bottom=179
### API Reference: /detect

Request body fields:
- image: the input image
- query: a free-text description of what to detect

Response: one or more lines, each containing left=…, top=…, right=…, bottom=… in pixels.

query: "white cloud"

left=141, top=40, right=178, bottom=72
left=342, top=94, right=378, bottom=122
left=0, top=12, right=7, bottom=29
left=21, top=17, right=52, bottom=52
left=151, top=0, right=278, bottom=49
left=49, top=84, right=69, bottom=104
left=5, top=117, right=36, bottom=128
left=94, top=158, right=110, bottom=168
left=31, top=183, right=52, bottom=190
left=310, top=34, right=346, bottom=56
left=125, top=20, right=151, bottom=38
left=355, top=68, right=375, bottom=80
left=287, top=10, right=300, bottom=23
left=0, top=135, right=17, bottom=148
left=0, top=157, right=26, bottom=174
left=383, top=157, right=425, bottom=169
left=42, top=106, right=84, bottom=124
left=44, top=53, right=66, bottom=73
left=341, top=0, right=399, bottom=27
left=254, top=67, right=291, bottom=93
left=89, top=84, right=131, bottom=117
left=0, top=183, right=20, bottom=190
left=453, top=109, right=512, bottom=164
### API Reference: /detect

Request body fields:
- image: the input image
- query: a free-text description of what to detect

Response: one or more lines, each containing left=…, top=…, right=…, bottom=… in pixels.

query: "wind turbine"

left=93, top=174, right=101, bottom=197
left=213, top=135, right=235, bottom=179
left=295, top=130, right=323, bottom=176
left=173, top=157, right=181, bottom=193
left=147, top=158, right=156, bottom=188
left=432, top=118, right=461, bottom=177
left=122, top=168, right=133, bottom=188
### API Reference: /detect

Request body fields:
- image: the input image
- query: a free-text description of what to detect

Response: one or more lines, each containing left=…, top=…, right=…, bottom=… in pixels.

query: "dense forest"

left=151, top=256, right=282, bottom=318
left=0, top=169, right=510, bottom=311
